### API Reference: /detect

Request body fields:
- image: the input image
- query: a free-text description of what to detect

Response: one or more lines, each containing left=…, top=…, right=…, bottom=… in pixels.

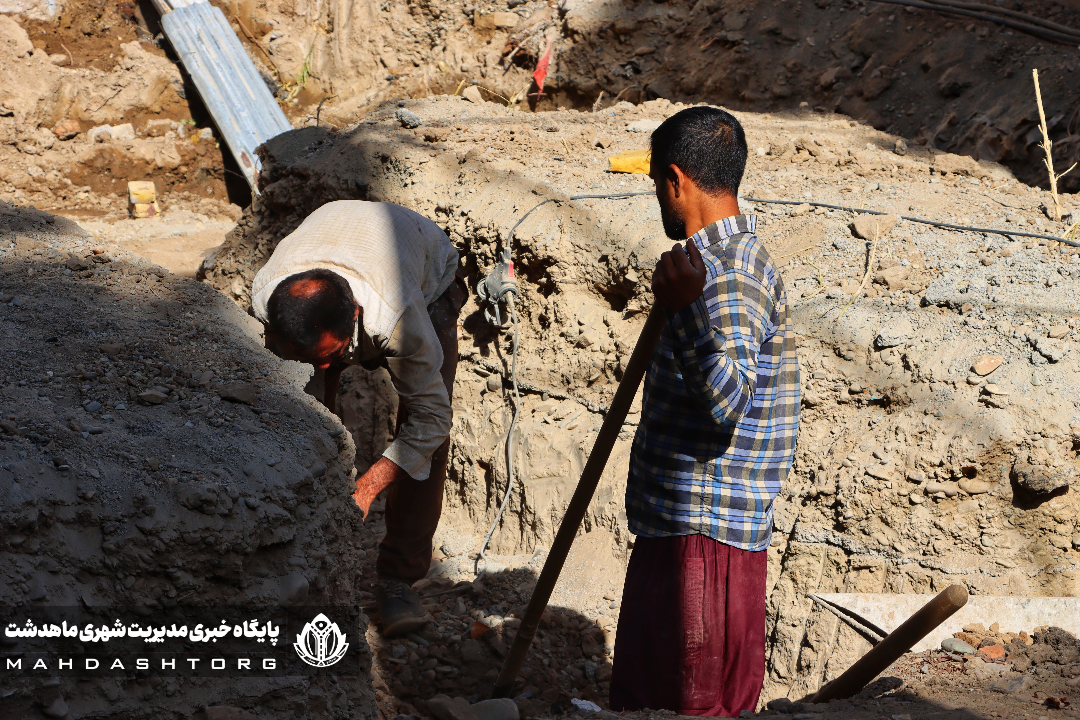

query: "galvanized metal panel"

left=162, top=1, right=292, bottom=190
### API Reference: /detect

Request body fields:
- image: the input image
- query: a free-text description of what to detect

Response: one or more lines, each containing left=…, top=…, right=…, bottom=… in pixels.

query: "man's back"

left=627, top=215, right=800, bottom=550
left=251, top=200, right=459, bottom=340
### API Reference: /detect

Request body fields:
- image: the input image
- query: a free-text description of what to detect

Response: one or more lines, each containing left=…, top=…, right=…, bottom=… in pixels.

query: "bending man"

left=251, top=200, right=466, bottom=637
left=610, top=107, right=800, bottom=715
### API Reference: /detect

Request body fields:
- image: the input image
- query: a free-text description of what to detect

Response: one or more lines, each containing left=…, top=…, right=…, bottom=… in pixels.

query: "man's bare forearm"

left=352, top=456, right=410, bottom=518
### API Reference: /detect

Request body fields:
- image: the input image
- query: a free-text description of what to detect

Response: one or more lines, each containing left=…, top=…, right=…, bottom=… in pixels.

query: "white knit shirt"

left=251, top=201, right=459, bottom=481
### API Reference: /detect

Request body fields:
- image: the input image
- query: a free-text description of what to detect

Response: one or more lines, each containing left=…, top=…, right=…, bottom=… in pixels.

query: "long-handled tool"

left=807, top=584, right=969, bottom=703
left=490, top=304, right=667, bottom=698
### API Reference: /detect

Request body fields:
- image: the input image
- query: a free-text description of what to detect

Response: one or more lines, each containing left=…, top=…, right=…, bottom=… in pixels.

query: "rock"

left=428, top=695, right=480, bottom=720
left=42, top=698, right=69, bottom=718
left=851, top=214, right=898, bottom=240
left=143, top=119, right=175, bottom=137
left=626, top=119, right=663, bottom=133
left=87, top=125, right=113, bottom=143
left=875, top=318, right=913, bottom=348
left=460, top=638, right=484, bottom=663
left=958, top=478, right=990, bottom=495
left=462, top=86, right=484, bottom=104
left=84, top=401, right=102, bottom=413
left=925, top=481, right=959, bottom=497
left=474, top=11, right=518, bottom=29
left=1048, top=325, right=1070, bottom=339
left=875, top=265, right=911, bottom=290
left=894, top=138, right=908, bottom=156
left=110, top=123, right=136, bottom=141
left=957, top=499, right=980, bottom=513
left=219, top=382, right=256, bottom=405
left=472, top=698, right=520, bottom=720
left=982, top=383, right=1009, bottom=396
left=972, top=355, right=1004, bottom=376
left=52, top=119, right=80, bottom=140
left=989, top=675, right=1033, bottom=694
left=942, top=637, right=975, bottom=654
left=205, top=708, right=258, bottom=720
left=138, top=389, right=169, bottom=405
left=1012, top=462, right=1072, bottom=495
left=865, top=465, right=897, bottom=482
left=924, top=277, right=958, bottom=306
left=396, top=108, right=423, bottom=128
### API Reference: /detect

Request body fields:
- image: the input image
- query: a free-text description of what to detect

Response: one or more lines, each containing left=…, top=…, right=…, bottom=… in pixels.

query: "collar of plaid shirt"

left=625, top=213, right=800, bottom=551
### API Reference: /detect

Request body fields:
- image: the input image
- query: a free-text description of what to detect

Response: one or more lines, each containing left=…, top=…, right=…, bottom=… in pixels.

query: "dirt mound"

left=0, top=200, right=376, bottom=719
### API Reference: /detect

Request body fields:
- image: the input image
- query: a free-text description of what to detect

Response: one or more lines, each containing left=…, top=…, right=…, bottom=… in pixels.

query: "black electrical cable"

left=742, top=197, right=1080, bottom=248
left=867, top=0, right=1080, bottom=45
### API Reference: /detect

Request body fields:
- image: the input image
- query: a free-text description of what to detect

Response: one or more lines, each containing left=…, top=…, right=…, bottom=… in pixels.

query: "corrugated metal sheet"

left=161, top=1, right=292, bottom=190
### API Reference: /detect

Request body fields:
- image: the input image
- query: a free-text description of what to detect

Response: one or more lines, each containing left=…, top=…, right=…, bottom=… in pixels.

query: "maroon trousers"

left=609, top=534, right=768, bottom=717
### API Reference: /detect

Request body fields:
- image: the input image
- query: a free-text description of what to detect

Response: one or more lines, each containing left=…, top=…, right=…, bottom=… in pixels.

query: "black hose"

left=868, top=0, right=1080, bottom=45
left=742, top=196, right=1080, bottom=248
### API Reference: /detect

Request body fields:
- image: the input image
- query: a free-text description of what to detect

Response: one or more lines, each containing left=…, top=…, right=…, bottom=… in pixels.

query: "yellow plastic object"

left=607, top=148, right=651, bottom=174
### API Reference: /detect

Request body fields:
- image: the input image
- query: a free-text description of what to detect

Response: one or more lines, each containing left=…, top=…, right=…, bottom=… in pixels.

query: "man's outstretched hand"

left=352, top=456, right=409, bottom=519
left=653, top=240, right=707, bottom=312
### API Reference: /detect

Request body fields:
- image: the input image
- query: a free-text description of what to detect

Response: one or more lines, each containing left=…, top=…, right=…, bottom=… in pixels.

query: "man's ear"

left=668, top=164, right=690, bottom=198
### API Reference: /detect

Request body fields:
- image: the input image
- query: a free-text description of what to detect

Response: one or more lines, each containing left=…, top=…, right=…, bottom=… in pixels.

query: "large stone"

left=428, top=695, right=480, bottom=720
left=875, top=265, right=911, bottom=290
left=851, top=213, right=898, bottom=240
left=219, top=381, right=256, bottom=405
left=1012, top=462, right=1072, bottom=495
left=942, top=637, right=975, bottom=654
left=462, top=86, right=484, bottom=104
left=138, top=389, right=169, bottom=405
left=52, top=119, right=80, bottom=140
left=958, top=478, right=990, bottom=495
left=396, top=108, right=422, bottom=128
left=924, top=276, right=958, bottom=306
left=472, top=698, right=519, bottom=720
left=972, top=355, right=1003, bottom=376
left=875, top=318, right=913, bottom=348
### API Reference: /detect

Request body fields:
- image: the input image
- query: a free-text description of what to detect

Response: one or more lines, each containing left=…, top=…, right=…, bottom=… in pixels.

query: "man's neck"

left=683, top=194, right=741, bottom=239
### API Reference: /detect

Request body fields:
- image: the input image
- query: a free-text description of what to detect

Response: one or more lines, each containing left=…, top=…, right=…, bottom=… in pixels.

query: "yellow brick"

left=127, top=180, right=157, bottom=204
left=130, top=201, right=160, bottom=219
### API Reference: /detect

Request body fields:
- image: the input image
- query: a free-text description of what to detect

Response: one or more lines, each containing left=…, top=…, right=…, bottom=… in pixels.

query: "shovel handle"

left=491, top=304, right=666, bottom=698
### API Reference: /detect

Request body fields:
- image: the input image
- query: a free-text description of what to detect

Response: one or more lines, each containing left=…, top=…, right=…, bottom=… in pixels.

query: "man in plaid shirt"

left=610, top=107, right=800, bottom=716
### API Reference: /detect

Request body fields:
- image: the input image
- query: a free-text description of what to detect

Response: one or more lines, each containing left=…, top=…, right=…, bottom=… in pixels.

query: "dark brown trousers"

left=375, top=278, right=465, bottom=584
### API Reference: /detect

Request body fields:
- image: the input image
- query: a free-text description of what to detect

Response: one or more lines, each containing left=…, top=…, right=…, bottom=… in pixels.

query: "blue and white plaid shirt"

left=626, top=215, right=800, bottom=551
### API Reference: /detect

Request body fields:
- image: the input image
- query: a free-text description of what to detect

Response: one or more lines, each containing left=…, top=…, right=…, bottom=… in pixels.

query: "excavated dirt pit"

left=196, top=94, right=1080, bottom=718
left=3, top=0, right=1080, bottom=718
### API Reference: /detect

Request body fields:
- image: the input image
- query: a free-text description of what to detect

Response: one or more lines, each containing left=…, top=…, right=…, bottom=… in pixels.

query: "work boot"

left=375, top=578, right=429, bottom=637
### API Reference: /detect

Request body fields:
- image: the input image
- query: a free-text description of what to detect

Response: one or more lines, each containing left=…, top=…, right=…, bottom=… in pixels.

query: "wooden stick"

left=491, top=305, right=667, bottom=699
left=1033, top=69, right=1078, bottom=223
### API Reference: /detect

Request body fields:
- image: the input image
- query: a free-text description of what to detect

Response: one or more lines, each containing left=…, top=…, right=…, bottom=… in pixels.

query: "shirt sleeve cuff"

left=382, top=440, right=432, bottom=481
left=665, top=296, right=712, bottom=345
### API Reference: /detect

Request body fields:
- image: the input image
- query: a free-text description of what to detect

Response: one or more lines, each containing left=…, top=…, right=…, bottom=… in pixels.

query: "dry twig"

left=835, top=220, right=882, bottom=321
left=1033, top=69, right=1077, bottom=223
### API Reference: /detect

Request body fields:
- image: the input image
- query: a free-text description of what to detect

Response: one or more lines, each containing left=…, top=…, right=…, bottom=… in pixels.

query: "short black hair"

left=266, top=269, right=356, bottom=352
left=650, top=106, right=748, bottom=197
